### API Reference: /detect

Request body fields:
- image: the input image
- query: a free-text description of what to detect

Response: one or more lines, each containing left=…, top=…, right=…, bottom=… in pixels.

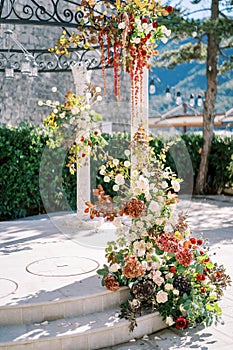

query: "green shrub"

left=0, top=124, right=232, bottom=221
left=0, top=124, right=45, bottom=219
left=0, top=123, right=76, bottom=220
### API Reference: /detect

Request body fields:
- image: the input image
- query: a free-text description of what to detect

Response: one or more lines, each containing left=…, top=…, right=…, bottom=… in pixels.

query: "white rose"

left=113, top=158, right=119, bottom=166
left=97, top=95, right=102, bottom=101
left=109, top=263, right=121, bottom=273
left=171, top=179, right=180, bottom=192
left=124, top=150, right=131, bottom=157
left=115, top=174, right=125, bottom=185
left=118, top=22, right=126, bottom=30
left=124, top=160, right=131, bottom=167
left=148, top=200, right=160, bottom=213
left=133, top=240, right=146, bottom=257
left=165, top=283, right=174, bottom=291
left=173, top=289, right=180, bottom=296
left=153, top=276, right=164, bottom=287
left=136, top=220, right=144, bottom=228
left=161, top=181, right=168, bottom=189
left=71, top=106, right=79, bottom=115
left=104, top=176, right=110, bottom=183
left=156, top=290, right=168, bottom=303
left=151, top=262, right=160, bottom=270
left=133, top=187, right=141, bottom=195
left=132, top=169, right=138, bottom=177
left=95, top=86, right=101, bottom=93
left=86, top=92, right=92, bottom=99
left=113, top=184, right=119, bottom=191
left=137, top=175, right=149, bottom=191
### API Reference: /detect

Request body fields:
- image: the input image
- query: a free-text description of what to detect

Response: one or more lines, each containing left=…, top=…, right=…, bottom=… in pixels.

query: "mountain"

left=149, top=42, right=233, bottom=116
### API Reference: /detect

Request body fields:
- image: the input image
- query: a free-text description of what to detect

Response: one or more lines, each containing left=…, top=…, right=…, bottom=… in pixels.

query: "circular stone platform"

left=0, top=278, right=18, bottom=298
left=26, top=256, right=99, bottom=277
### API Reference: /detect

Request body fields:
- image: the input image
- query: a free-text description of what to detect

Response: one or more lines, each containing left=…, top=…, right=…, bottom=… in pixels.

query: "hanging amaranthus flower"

left=51, top=1, right=173, bottom=120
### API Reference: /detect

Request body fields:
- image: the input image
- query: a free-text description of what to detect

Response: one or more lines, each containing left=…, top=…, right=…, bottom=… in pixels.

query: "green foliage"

left=155, top=42, right=207, bottom=69
left=0, top=124, right=76, bottom=220
left=91, top=132, right=130, bottom=199
left=0, top=126, right=232, bottom=220
left=0, top=124, right=45, bottom=219
left=155, top=1, right=233, bottom=72
left=207, top=135, right=233, bottom=193
left=150, top=133, right=233, bottom=194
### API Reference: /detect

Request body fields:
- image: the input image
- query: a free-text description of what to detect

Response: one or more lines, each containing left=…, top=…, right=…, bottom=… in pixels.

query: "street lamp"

left=176, top=91, right=182, bottom=105
left=5, top=61, right=14, bottom=79
left=189, top=93, right=195, bottom=107
left=3, top=29, right=38, bottom=79
left=197, top=94, right=203, bottom=107
left=165, top=87, right=203, bottom=108
left=149, top=79, right=156, bottom=94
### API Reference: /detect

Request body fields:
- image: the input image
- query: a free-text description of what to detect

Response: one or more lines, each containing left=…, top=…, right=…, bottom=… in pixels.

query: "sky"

left=169, top=0, right=232, bottom=19
left=167, top=0, right=211, bottom=18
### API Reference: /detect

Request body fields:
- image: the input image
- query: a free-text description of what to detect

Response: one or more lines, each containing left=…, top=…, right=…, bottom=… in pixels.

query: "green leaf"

left=206, top=261, right=215, bottom=269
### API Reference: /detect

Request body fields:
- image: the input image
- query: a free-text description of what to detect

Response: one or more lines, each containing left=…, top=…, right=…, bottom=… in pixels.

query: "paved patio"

left=0, top=195, right=232, bottom=349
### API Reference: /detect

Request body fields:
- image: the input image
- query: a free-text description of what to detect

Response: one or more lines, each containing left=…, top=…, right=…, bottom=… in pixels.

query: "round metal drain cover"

left=26, top=256, right=99, bottom=277
left=0, top=278, right=18, bottom=298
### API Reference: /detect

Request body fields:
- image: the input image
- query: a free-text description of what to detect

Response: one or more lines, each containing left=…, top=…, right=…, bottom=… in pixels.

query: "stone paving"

left=0, top=195, right=232, bottom=349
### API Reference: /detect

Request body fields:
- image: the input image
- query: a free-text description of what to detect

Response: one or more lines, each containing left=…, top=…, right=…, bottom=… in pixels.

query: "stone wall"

left=0, top=21, right=131, bottom=129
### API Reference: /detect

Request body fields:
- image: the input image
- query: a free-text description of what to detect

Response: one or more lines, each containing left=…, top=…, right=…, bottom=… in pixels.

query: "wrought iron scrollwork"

left=0, top=47, right=110, bottom=73
left=0, top=0, right=114, bottom=27
left=0, top=0, right=116, bottom=73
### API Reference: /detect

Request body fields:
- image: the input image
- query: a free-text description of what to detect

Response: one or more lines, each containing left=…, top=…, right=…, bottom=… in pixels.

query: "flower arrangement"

left=85, top=126, right=231, bottom=331
left=40, top=85, right=107, bottom=172
left=50, top=0, right=173, bottom=118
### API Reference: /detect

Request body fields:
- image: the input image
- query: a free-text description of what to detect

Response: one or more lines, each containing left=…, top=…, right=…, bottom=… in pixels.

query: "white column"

left=71, top=63, right=92, bottom=218
left=131, top=68, right=149, bottom=136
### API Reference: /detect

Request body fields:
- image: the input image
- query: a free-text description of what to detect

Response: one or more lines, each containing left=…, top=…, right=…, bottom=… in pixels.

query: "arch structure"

left=0, top=0, right=114, bottom=73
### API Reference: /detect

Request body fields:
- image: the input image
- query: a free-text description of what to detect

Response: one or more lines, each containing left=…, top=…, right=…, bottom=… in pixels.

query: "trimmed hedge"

left=0, top=124, right=232, bottom=220
left=0, top=123, right=76, bottom=220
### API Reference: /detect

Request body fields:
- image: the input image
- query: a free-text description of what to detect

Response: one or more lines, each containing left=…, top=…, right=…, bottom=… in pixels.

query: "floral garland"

left=85, top=126, right=231, bottom=331
left=39, top=85, right=107, bottom=172
left=50, top=0, right=172, bottom=120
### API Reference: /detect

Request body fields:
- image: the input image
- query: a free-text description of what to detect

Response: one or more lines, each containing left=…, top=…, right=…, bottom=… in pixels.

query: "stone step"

left=0, top=276, right=129, bottom=326
left=0, top=307, right=166, bottom=350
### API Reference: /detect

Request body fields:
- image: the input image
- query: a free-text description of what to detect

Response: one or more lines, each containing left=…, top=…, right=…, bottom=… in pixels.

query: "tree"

left=155, top=0, right=233, bottom=194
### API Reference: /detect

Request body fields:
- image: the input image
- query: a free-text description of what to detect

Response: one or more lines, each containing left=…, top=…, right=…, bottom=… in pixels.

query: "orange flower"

left=104, top=275, right=120, bottom=291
